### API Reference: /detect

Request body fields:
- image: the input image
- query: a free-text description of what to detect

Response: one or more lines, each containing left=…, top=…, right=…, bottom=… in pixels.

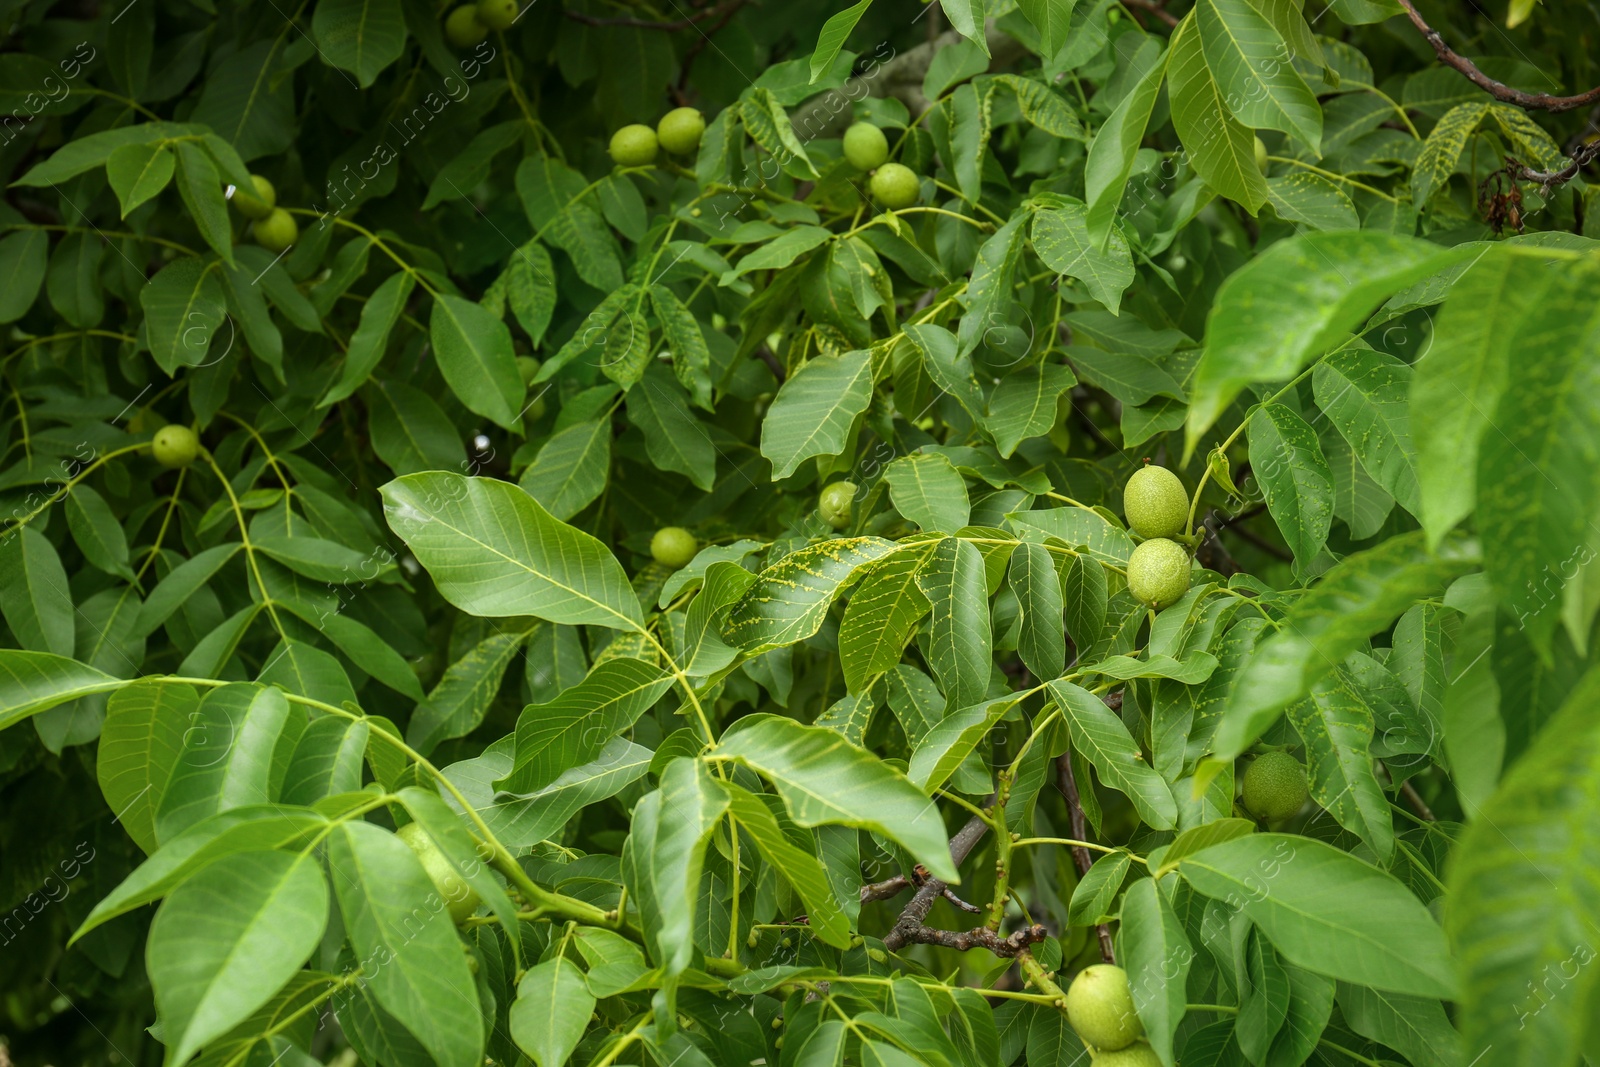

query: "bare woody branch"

left=1057, top=746, right=1117, bottom=964
left=1396, top=0, right=1600, bottom=113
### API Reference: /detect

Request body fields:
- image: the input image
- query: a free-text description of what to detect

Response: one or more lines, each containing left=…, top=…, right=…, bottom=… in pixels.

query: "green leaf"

left=147, top=850, right=328, bottom=1067
left=1048, top=680, right=1177, bottom=829
left=407, top=626, right=530, bottom=755
left=741, top=88, right=819, bottom=179
left=329, top=821, right=484, bottom=1067
left=133, top=544, right=242, bottom=640
left=0, top=230, right=48, bottom=322
left=1446, top=665, right=1600, bottom=1067
left=1248, top=403, right=1334, bottom=566
left=1195, top=0, right=1322, bottom=151
left=1063, top=552, right=1109, bottom=652
left=280, top=715, right=369, bottom=804
left=1288, top=675, right=1394, bottom=862
left=1237, top=931, right=1291, bottom=1063
left=1153, top=818, right=1257, bottom=877
left=724, top=537, right=900, bottom=654
left=155, top=684, right=296, bottom=842
left=628, top=362, right=716, bottom=492
left=1033, top=201, right=1135, bottom=313
left=1474, top=254, right=1600, bottom=652
left=908, top=695, right=1013, bottom=793
left=312, top=0, right=405, bottom=86
left=511, top=957, right=596, bottom=1067
left=47, top=231, right=106, bottom=329
left=423, top=121, right=522, bottom=210
left=173, top=142, right=235, bottom=266
left=1085, top=50, right=1168, bottom=243
left=97, top=679, right=195, bottom=854
left=1312, top=346, right=1420, bottom=516
left=622, top=756, right=727, bottom=973
left=957, top=214, right=1028, bottom=358
left=986, top=363, right=1077, bottom=458
left=916, top=538, right=993, bottom=712
left=367, top=379, right=468, bottom=476
left=719, top=782, right=853, bottom=948
left=141, top=257, right=227, bottom=374
left=1120, top=878, right=1192, bottom=1067
left=716, top=714, right=958, bottom=881
left=1410, top=102, right=1487, bottom=203
left=0, top=526, right=75, bottom=656
left=322, top=271, right=415, bottom=407
left=1009, top=541, right=1066, bottom=680
left=760, top=348, right=874, bottom=479
left=381, top=472, right=644, bottom=630
left=724, top=226, right=832, bottom=284
left=649, top=284, right=713, bottom=409
left=1186, top=232, right=1471, bottom=446
left=1211, top=531, right=1478, bottom=760
left=431, top=293, right=523, bottom=430
left=939, top=0, right=990, bottom=52
left=519, top=417, right=611, bottom=520
left=1167, top=15, right=1270, bottom=214
left=0, top=650, right=121, bottom=733
left=1179, top=834, right=1455, bottom=997
left=839, top=546, right=932, bottom=692
left=106, top=141, right=175, bottom=217
left=1017, top=0, right=1077, bottom=57
left=510, top=241, right=558, bottom=348
left=1068, top=850, right=1131, bottom=926
left=73, top=807, right=330, bottom=942
left=1337, top=984, right=1460, bottom=1067
left=446, top=736, right=651, bottom=851
left=1266, top=173, right=1359, bottom=230
left=810, top=0, right=872, bottom=83
left=885, top=453, right=970, bottom=532
left=496, top=658, right=672, bottom=794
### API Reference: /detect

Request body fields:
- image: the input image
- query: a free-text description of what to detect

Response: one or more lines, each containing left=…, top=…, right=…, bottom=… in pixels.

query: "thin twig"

left=1395, top=0, right=1600, bottom=113
left=562, top=0, right=739, bottom=30
left=1122, top=0, right=1178, bottom=28
left=1055, top=753, right=1116, bottom=963
left=1400, top=779, right=1437, bottom=823
left=894, top=922, right=1050, bottom=956
left=1506, top=142, right=1600, bottom=194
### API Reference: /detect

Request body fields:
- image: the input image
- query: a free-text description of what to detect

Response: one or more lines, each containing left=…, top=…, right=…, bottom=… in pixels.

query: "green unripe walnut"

left=843, top=122, right=889, bottom=170
left=476, top=0, right=517, bottom=30
left=609, top=124, right=659, bottom=167
left=252, top=208, right=298, bottom=252
left=397, top=822, right=481, bottom=924
left=1066, top=964, right=1143, bottom=1051
left=870, top=162, right=919, bottom=209
left=152, top=425, right=199, bottom=469
left=657, top=107, right=706, bottom=155
left=231, top=174, right=276, bottom=220
left=1091, top=1044, right=1164, bottom=1067
left=819, top=481, right=857, bottom=530
left=1126, top=538, right=1191, bottom=609
left=1243, top=750, right=1309, bottom=821
left=444, top=4, right=488, bottom=47
left=1123, top=465, right=1189, bottom=539
left=650, top=526, right=698, bottom=569
left=1254, top=136, right=1270, bottom=175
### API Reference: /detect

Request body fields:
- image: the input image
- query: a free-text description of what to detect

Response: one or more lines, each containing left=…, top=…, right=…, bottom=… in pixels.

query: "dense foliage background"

left=1, top=0, right=1598, bottom=1065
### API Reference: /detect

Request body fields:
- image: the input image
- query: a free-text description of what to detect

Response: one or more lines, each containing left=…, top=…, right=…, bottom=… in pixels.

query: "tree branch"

left=1395, top=0, right=1600, bottom=113
left=862, top=810, right=990, bottom=905
left=1122, top=0, right=1179, bottom=29
left=1506, top=141, right=1600, bottom=194
left=893, top=922, right=1050, bottom=957
left=879, top=808, right=1038, bottom=954
left=1055, top=751, right=1116, bottom=964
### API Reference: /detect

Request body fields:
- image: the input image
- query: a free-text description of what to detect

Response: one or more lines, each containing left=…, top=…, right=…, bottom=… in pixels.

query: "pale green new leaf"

left=519, top=417, right=611, bottom=521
